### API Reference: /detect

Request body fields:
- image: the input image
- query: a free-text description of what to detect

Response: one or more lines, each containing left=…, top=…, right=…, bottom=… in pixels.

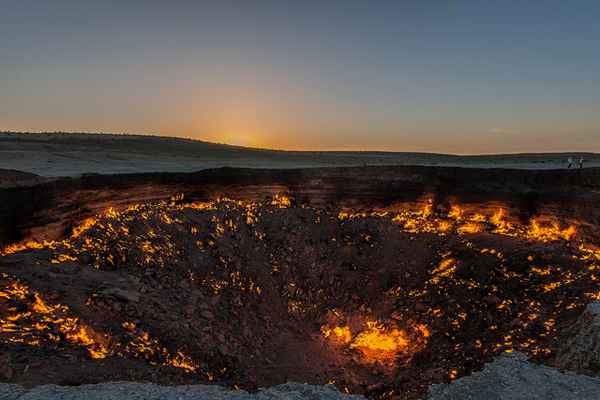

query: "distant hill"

left=1, top=131, right=598, bottom=177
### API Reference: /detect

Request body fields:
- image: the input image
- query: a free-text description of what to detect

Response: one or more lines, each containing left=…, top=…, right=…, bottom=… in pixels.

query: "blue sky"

left=1, top=0, right=599, bottom=153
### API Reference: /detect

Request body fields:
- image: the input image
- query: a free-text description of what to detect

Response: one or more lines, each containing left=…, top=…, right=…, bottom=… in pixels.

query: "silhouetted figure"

left=567, top=157, right=573, bottom=169
left=579, top=157, right=584, bottom=169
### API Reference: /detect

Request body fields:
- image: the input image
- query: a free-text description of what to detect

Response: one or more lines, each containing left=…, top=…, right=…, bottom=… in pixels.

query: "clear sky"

left=1, top=0, right=599, bottom=153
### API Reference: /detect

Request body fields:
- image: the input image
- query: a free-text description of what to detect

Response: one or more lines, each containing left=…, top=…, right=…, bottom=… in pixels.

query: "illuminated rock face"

left=2, top=165, right=600, bottom=247
left=555, top=302, right=600, bottom=374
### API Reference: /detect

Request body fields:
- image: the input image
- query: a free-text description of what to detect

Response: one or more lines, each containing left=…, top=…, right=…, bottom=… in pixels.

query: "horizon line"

left=2, top=130, right=599, bottom=157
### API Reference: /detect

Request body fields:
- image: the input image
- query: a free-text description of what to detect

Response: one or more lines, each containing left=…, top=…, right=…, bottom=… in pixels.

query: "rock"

left=365, top=382, right=383, bottom=392
left=100, top=287, right=140, bottom=303
left=78, top=254, right=93, bottom=265
left=0, top=384, right=25, bottom=400
left=46, top=291, right=62, bottom=301
left=0, top=382, right=363, bottom=400
left=482, top=295, right=500, bottom=306
left=554, top=302, right=600, bottom=374
left=428, top=352, right=600, bottom=400
left=0, top=364, right=13, bottom=381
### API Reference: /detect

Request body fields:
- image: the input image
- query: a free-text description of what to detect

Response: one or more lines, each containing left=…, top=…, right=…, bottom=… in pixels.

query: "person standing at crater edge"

left=579, top=157, right=584, bottom=169
left=567, top=157, right=573, bottom=169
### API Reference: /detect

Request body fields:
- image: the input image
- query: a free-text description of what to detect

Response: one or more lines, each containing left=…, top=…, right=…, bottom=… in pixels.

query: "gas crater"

left=2, top=192, right=599, bottom=399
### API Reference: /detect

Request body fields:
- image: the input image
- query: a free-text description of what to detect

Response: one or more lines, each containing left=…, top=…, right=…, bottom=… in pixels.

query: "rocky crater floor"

left=3, top=352, right=600, bottom=400
left=1, top=192, right=600, bottom=399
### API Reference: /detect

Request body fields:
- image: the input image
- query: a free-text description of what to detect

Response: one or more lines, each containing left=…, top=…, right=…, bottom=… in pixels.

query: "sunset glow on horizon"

left=2, top=1, right=599, bottom=153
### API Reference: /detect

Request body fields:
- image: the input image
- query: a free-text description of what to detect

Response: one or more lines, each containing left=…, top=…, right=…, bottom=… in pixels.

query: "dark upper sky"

left=2, top=0, right=599, bottom=153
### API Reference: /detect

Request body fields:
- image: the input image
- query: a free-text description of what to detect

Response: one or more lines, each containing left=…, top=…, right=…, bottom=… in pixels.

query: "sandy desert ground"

left=2, top=132, right=600, bottom=399
left=1, top=132, right=598, bottom=177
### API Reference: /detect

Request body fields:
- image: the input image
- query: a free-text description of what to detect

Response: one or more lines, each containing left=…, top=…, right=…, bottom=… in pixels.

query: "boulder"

left=428, top=352, right=600, bottom=400
left=554, top=302, right=600, bottom=374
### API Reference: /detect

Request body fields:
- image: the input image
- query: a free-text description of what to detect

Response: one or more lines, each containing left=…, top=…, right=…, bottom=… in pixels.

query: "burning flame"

left=0, top=276, right=204, bottom=367
left=0, top=279, right=109, bottom=358
left=321, top=326, right=352, bottom=343
left=321, top=319, right=429, bottom=365
left=527, top=219, right=576, bottom=242
left=350, top=321, right=409, bottom=353
left=271, top=194, right=291, bottom=208
left=490, top=208, right=510, bottom=231
left=448, top=205, right=463, bottom=220
left=457, top=222, right=483, bottom=235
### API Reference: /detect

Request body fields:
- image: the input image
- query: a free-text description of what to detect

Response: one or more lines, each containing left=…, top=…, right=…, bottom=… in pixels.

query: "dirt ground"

left=2, top=132, right=599, bottom=177
left=1, top=196, right=600, bottom=399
